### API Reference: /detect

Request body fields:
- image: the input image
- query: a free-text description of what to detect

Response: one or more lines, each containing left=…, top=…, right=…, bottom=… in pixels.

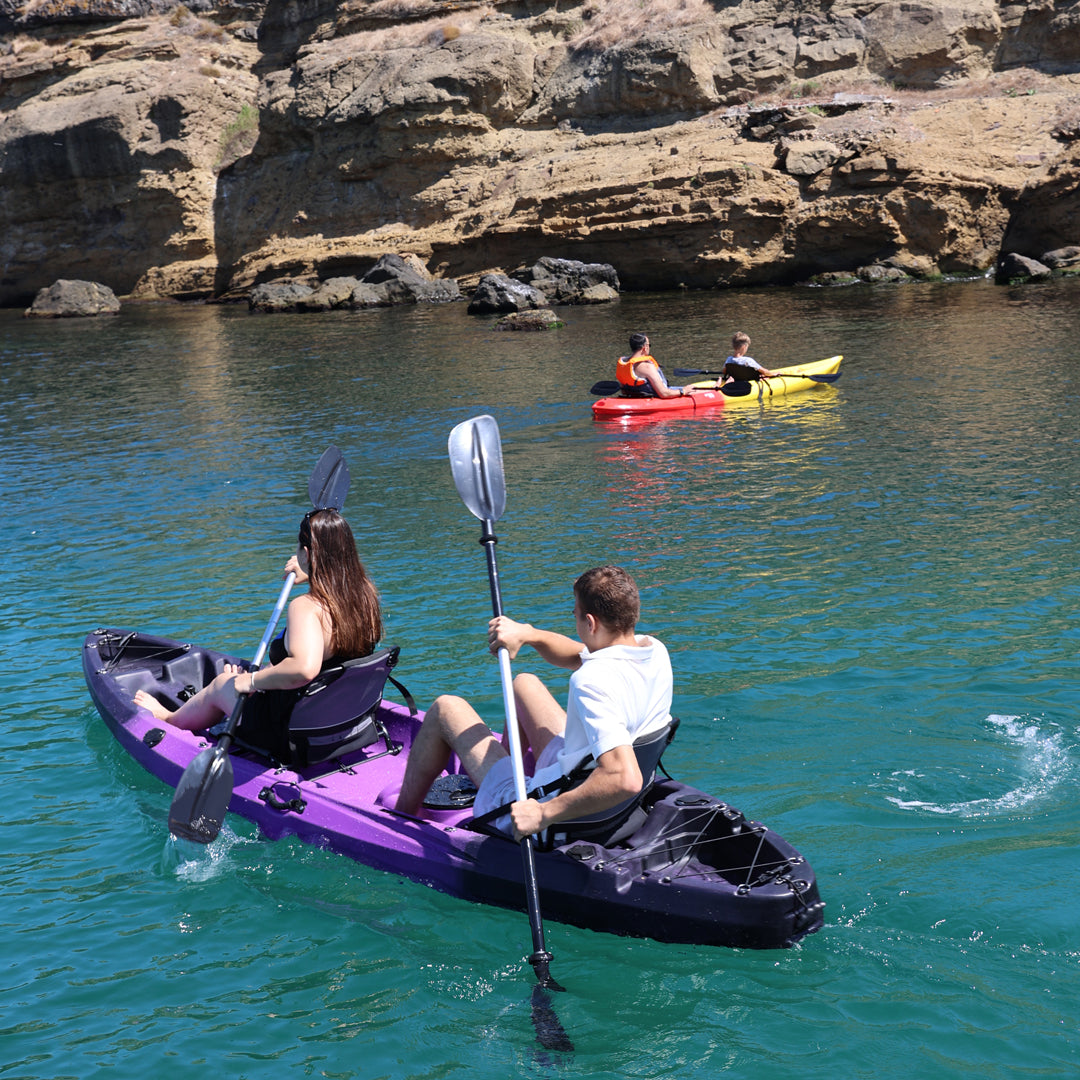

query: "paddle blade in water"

left=531, top=984, right=574, bottom=1054
left=308, top=445, right=350, bottom=511
left=168, top=744, right=234, bottom=844
left=448, top=415, right=506, bottom=523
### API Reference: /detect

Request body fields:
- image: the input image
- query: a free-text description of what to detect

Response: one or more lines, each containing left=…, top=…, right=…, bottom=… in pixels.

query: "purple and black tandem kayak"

left=83, top=627, right=825, bottom=950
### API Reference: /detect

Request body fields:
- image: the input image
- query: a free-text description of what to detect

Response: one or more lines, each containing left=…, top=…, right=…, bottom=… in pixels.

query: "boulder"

left=249, top=282, right=315, bottom=312
left=347, top=282, right=390, bottom=308
left=515, top=257, right=620, bottom=304
left=802, top=271, right=860, bottom=286
left=783, top=139, right=844, bottom=177
left=1041, top=246, right=1080, bottom=269
left=249, top=260, right=461, bottom=312
left=856, top=264, right=910, bottom=282
left=882, top=254, right=941, bottom=279
left=579, top=283, right=621, bottom=304
left=360, top=254, right=462, bottom=303
left=297, top=277, right=361, bottom=311
left=493, top=308, right=564, bottom=331
left=468, top=273, right=546, bottom=315
left=23, top=279, right=120, bottom=318
left=996, top=252, right=1053, bottom=283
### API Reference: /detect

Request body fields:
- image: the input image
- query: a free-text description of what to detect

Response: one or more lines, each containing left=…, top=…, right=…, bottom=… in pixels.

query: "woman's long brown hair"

left=298, top=509, right=382, bottom=658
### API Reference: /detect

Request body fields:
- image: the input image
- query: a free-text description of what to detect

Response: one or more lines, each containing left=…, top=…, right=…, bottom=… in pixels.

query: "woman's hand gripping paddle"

left=166, top=446, right=351, bottom=844
left=448, top=416, right=574, bottom=1052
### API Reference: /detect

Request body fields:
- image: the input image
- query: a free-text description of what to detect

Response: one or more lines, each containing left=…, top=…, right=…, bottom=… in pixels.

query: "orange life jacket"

left=616, top=354, right=659, bottom=389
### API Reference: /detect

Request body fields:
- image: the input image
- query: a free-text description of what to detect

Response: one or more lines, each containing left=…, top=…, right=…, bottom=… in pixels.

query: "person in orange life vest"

left=716, top=331, right=777, bottom=388
left=615, top=333, right=698, bottom=399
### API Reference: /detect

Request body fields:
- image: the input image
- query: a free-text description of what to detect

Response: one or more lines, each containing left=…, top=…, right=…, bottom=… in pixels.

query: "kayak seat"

left=456, top=717, right=679, bottom=849
left=536, top=717, right=680, bottom=851
left=288, top=645, right=403, bottom=768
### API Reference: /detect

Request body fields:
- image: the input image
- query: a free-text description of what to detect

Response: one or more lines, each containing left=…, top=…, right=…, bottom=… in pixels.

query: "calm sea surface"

left=2, top=278, right=1079, bottom=1078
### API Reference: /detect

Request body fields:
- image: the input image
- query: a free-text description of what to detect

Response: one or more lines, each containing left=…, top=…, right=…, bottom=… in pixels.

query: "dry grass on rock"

left=336, top=2, right=495, bottom=51
left=568, top=0, right=715, bottom=52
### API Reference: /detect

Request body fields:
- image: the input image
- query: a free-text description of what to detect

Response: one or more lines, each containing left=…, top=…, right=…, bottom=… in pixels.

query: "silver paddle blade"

left=448, top=415, right=506, bottom=523
left=308, top=445, right=350, bottom=511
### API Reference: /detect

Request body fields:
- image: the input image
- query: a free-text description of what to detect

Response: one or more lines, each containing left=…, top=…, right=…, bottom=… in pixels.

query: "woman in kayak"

left=133, top=509, right=382, bottom=755
left=616, top=333, right=699, bottom=399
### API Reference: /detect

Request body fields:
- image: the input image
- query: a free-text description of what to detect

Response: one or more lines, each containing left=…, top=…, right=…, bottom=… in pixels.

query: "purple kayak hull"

left=83, top=628, right=825, bottom=949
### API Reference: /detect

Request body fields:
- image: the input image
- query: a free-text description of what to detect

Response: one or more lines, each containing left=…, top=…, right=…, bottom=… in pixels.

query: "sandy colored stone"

left=1, top=0, right=1079, bottom=303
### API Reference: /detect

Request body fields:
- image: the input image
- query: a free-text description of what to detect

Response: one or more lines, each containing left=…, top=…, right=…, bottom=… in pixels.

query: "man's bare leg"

left=510, top=673, right=566, bottom=760
left=395, top=695, right=507, bottom=816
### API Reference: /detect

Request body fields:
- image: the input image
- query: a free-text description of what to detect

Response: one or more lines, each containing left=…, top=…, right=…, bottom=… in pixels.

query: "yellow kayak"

left=592, top=355, right=843, bottom=419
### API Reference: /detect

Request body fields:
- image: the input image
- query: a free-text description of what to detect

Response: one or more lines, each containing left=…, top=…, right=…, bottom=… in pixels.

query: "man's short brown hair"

left=574, top=565, right=640, bottom=634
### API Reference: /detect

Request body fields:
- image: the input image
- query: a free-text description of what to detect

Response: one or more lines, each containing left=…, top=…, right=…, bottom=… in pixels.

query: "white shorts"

left=472, top=735, right=565, bottom=835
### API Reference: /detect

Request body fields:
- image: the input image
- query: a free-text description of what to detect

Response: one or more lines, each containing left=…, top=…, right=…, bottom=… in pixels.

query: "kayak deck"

left=592, top=355, right=843, bottom=419
left=83, top=627, right=825, bottom=949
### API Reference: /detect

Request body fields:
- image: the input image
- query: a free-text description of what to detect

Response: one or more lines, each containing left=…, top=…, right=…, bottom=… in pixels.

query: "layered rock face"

left=2, top=0, right=1079, bottom=304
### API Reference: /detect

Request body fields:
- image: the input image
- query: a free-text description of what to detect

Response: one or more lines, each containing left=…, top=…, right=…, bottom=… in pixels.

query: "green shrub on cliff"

left=217, top=103, right=258, bottom=171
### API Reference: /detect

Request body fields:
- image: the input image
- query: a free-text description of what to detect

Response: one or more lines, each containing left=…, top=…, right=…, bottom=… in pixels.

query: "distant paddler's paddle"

left=167, top=445, right=351, bottom=844
left=672, top=366, right=840, bottom=383
left=448, top=415, right=574, bottom=1053
left=589, top=380, right=621, bottom=396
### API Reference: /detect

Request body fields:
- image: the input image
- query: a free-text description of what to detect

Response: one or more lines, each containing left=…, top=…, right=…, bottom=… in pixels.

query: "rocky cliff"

left=2, top=0, right=1079, bottom=305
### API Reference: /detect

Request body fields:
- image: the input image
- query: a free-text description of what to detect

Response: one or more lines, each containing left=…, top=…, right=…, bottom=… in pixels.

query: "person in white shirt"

left=394, top=565, right=674, bottom=840
left=717, top=330, right=778, bottom=388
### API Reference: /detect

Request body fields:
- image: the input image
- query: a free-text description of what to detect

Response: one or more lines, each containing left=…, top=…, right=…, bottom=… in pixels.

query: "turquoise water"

left=3, top=279, right=1079, bottom=1077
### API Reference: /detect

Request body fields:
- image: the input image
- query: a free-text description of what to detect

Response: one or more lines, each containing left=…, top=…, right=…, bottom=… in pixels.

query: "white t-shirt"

left=528, top=635, right=674, bottom=792
left=726, top=354, right=765, bottom=372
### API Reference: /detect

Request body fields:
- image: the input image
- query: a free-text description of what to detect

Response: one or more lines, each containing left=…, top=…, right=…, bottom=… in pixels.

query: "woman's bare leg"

left=134, top=666, right=242, bottom=730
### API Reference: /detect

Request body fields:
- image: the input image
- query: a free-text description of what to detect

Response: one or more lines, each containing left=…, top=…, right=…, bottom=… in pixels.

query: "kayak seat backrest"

left=288, top=645, right=399, bottom=768
left=539, top=717, right=680, bottom=850
left=722, top=360, right=762, bottom=383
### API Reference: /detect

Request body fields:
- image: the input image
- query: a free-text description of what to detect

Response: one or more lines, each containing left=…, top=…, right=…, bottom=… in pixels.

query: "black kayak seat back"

left=540, top=716, right=680, bottom=849
left=288, top=645, right=400, bottom=767
left=454, top=716, right=680, bottom=847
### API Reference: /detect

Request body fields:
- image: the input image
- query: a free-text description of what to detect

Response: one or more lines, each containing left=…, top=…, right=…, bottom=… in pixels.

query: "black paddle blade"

left=168, top=743, right=234, bottom=844
left=589, top=380, right=620, bottom=396
left=308, top=445, right=350, bottom=511
left=530, top=983, right=574, bottom=1053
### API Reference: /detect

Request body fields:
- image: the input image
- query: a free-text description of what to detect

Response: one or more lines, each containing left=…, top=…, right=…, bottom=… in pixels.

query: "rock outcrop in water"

left=2, top=0, right=1080, bottom=306
left=23, top=278, right=121, bottom=316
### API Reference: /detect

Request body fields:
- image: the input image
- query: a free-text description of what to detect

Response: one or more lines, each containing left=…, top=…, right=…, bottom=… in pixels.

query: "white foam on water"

left=885, top=713, right=1073, bottom=817
left=160, top=824, right=252, bottom=880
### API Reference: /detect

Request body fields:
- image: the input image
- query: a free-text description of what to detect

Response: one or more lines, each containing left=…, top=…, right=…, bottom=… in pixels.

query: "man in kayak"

left=616, top=332, right=699, bottom=399
left=719, top=331, right=777, bottom=385
left=394, top=565, right=674, bottom=840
